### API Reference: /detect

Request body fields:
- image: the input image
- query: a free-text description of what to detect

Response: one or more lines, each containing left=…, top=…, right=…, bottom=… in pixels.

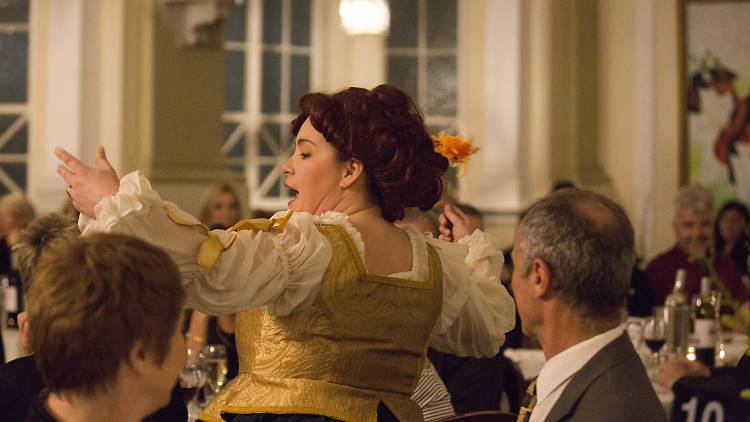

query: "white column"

left=348, top=34, right=385, bottom=88
left=469, top=0, right=522, bottom=215
left=317, top=0, right=385, bottom=91
left=29, top=0, right=127, bottom=214
left=523, top=0, right=553, bottom=203
left=457, top=0, right=524, bottom=216
left=29, top=0, right=84, bottom=214
left=634, top=0, right=656, bottom=258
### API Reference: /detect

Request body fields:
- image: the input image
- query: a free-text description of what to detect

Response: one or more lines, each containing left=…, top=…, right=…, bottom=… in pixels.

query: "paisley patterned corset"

left=200, top=223, right=443, bottom=422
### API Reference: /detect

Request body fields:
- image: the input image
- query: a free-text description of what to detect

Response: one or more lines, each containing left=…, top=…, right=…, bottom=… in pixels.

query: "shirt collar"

left=535, top=324, right=625, bottom=403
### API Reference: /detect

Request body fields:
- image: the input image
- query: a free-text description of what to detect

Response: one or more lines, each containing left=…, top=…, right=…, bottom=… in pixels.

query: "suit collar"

left=544, top=331, right=632, bottom=422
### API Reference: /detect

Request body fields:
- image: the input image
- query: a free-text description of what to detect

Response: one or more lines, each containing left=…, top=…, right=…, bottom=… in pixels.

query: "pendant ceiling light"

left=339, top=0, right=390, bottom=35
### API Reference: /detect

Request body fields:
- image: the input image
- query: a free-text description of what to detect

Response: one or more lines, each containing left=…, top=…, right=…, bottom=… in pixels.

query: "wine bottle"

left=693, top=276, right=716, bottom=367
left=665, top=269, right=690, bottom=356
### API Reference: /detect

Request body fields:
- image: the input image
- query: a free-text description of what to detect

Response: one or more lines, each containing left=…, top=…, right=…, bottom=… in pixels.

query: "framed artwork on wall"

left=682, top=0, right=750, bottom=209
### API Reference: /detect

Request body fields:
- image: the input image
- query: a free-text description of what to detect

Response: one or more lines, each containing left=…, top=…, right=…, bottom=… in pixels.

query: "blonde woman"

left=186, top=182, right=243, bottom=381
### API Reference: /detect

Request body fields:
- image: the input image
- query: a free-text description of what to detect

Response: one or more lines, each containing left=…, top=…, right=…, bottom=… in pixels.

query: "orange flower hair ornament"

left=432, top=131, right=479, bottom=177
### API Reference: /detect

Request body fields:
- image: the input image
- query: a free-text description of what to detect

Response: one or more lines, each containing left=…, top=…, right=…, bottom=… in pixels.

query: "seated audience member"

left=511, top=189, right=665, bottom=421
left=0, top=192, right=36, bottom=275
left=659, top=354, right=750, bottom=421
left=24, top=233, right=186, bottom=422
left=13, top=214, right=80, bottom=291
left=0, top=215, right=187, bottom=422
left=0, top=192, right=36, bottom=361
left=410, top=360, right=456, bottom=422
left=627, top=264, right=654, bottom=317
left=646, top=184, right=748, bottom=308
left=396, top=207, right=440, bottom=238
left=714, top=200, right=750, bottom=279
left=0, top=192, right=36, bottom=251
left=0, top=213, right=79, bottom=421
left=184, top=182, right=243, bottom=380
left=426, top=345, right=524, bottom=414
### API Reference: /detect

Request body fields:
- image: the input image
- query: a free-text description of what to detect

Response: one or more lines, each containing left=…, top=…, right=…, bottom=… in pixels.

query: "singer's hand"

left=55, top=146, right=120, bottom=218
left=438, top=203, right=480, bottom=242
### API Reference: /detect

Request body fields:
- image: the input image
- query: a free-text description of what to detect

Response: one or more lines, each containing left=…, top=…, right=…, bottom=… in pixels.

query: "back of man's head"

left=674, top=184, right=713, bottom=218
left=517, top=189, right=635, bottom=321
left=13, top=213, right=80, bottom=293
left=27, top=233, right=185, bottom=395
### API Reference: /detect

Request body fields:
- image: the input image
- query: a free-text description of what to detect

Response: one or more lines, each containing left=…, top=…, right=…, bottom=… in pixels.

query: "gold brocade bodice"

left=200, top=223, right=443, bottom=422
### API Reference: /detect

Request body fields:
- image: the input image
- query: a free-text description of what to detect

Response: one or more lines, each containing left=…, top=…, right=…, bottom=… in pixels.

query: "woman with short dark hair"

left=715, top=199, right=750, bottom=277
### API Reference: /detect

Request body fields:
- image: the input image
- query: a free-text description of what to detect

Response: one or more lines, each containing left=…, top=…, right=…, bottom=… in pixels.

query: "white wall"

left=29, top=0, right=84, bottom=215
left=598, top=0, right=681, bottom=261
left=29, top=0, right=127, bottom=216
left=26, top=0, right=684, bottom=257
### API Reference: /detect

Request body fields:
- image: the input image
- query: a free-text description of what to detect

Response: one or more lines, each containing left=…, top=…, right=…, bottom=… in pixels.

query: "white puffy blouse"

left=79, top=171, right=517, bottom=357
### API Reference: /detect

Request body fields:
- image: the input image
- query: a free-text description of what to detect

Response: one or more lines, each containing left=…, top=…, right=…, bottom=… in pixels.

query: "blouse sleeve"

left=78, top=171, right=331, bottom=316
left=425, top=230, right=517, bottom=357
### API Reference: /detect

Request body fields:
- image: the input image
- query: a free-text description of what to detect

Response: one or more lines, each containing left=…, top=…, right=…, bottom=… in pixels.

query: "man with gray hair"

left=646, top=184, right=747, bottom=305
left=511, top=189, right=665, bottom=421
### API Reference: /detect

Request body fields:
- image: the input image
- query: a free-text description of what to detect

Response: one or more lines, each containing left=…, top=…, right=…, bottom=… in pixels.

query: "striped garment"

left=411, top=361, right=456, bottom=422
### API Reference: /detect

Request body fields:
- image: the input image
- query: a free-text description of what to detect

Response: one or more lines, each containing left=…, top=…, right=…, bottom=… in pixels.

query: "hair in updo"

left=291, top=84, right=449, bottom=222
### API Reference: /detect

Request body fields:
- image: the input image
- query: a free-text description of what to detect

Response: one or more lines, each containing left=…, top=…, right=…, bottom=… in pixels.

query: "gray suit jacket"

left=545, top=331, right=667, bottom=422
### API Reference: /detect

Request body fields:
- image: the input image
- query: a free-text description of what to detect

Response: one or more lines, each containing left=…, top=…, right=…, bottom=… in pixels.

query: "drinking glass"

left=179, top=355, right=207, bottom=421
left=642, top=314, right=667, bottom=378
left=179, top=360, right=207, bottom=403
left=200, top=344, right=228, bottom=399
left=711, top=290, right=725, bottom=367
left=626, top=317, right=644, bottom=347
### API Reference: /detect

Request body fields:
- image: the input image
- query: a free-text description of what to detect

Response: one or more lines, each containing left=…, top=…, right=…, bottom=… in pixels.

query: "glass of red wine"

left=642, top=315, right=666, bottom=378
left=179, top=355, right=207, bottom=419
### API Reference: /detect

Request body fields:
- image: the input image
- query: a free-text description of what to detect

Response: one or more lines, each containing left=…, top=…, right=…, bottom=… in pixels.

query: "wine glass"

left=626, top=317, right=644, bottom=347
left=179, top=357, right=207, bottom=420
left=200, top=344, right=228, bottom=401
left=642, top=315, right=667, bottom=378
left=179, top=361, right=206, bottom=402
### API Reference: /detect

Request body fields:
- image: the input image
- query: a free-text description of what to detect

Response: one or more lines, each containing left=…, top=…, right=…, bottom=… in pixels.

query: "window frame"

left=386, top=0, right=459, bottom=133
left=222, top=0, right=315, bottom=211
left=0, top=7, right=31, bottom=194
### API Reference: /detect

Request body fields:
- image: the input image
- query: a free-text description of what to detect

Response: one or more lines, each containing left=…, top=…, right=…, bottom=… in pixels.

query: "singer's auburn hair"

left=291, top=84, right=449, bottom=222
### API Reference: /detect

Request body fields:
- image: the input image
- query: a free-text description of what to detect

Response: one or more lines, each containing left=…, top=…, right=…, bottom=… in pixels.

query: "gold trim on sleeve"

left=164, top=207, right=294, bottom=270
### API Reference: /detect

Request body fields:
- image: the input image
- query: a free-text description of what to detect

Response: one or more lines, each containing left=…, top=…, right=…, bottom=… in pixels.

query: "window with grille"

left=222, top=0, right=312, bottom=211
left=387, top=0, right=459, bottom=193
left=387, top=0, right=458, bottom=137
left=0, top=0, right=30, bottom=195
